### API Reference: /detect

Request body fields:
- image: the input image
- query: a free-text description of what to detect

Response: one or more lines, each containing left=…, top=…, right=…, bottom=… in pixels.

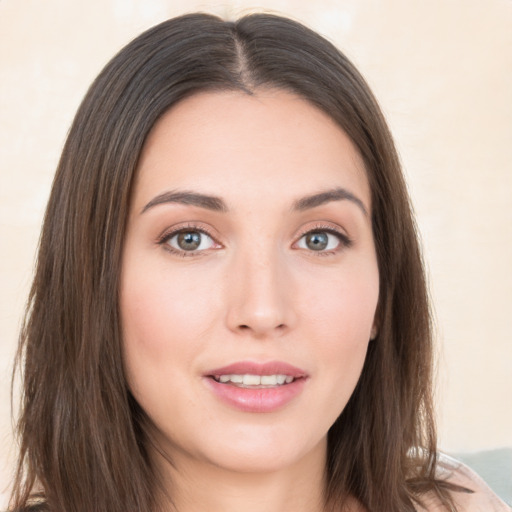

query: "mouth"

left=204, top=361, right=307, bottom=412
left=210, top=373, right=299, bottom=388
left=205, top=361, right=307, bottom=386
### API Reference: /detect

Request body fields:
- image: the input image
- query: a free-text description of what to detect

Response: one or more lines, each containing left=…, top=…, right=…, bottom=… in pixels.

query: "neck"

left=153, top=439, right=328, bottom=512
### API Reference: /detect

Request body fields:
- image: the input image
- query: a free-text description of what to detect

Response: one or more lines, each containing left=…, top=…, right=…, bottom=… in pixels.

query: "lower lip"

left=204, top=377, right=306, bottom=413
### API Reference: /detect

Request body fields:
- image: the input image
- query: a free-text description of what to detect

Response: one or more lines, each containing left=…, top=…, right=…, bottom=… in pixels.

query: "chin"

left=197, top=425, right=326, bottom=475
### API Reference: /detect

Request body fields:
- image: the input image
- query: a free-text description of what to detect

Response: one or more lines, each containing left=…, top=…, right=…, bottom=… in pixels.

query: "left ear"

left=370, top=324, right=378, bottom=340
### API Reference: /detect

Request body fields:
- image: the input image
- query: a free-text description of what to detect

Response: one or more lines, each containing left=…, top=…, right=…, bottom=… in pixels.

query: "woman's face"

left=120, top=90, right=379, bottom=475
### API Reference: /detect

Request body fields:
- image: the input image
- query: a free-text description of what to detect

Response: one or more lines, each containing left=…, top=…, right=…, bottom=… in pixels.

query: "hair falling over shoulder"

left=10, top=12, right=461, bottom=512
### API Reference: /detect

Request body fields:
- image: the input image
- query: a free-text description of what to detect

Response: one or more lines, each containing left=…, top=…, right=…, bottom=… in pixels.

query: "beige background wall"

left=1, top=0, right=511, bottom=503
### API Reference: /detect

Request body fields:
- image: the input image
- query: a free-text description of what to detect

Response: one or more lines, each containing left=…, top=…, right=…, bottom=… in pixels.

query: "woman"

left=9, top=12, right=509, bottom=512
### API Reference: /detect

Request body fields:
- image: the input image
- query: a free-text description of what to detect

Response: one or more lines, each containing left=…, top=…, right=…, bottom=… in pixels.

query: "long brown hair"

left=11, top=12, right=455, bottom=512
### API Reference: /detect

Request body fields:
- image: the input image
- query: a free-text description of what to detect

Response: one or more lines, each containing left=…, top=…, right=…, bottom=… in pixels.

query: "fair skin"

left=120, top=90, right=379, bottom=512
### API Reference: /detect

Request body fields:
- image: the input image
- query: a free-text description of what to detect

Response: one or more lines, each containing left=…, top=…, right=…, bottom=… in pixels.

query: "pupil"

left=178, top=232, right=201, bottom=250
left=306, top=232, right=328, bottom=251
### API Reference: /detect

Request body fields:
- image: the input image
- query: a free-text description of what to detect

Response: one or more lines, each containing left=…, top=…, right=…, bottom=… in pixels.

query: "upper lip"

left=205, top=361, right=307, bottom=378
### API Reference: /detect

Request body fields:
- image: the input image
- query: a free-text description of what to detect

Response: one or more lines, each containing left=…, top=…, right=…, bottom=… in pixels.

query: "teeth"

left=214, top=374, right=295, bottom=386
left=260, top=375, right=277, bottom=385
left=243, top=374, right=261, bottom=386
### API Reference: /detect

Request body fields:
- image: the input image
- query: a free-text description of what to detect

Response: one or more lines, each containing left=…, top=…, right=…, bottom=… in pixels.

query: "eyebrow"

left=141, top=190, right=228, bottom=214
left=141, top=186, right=368, bottom=216
left=292, top=187, right=368, bottom=216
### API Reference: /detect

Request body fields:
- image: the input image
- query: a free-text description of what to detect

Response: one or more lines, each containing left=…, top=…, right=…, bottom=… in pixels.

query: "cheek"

left=122, top=255, right=218, bottom=336
left=121, top=277, right=178, bottom=357
left=300, top=261, right=378, bottom=401
left=119, top=265, right=216, bottom=390
left=302, top=261, right=379, bottom=341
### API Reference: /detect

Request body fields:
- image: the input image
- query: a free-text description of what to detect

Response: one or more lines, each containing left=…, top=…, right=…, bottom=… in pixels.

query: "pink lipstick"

left=203, top=361, right=307, bottom=413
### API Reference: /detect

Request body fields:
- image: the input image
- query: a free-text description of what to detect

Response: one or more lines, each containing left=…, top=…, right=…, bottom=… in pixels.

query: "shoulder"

left=419, top=453, right=511, bottom=511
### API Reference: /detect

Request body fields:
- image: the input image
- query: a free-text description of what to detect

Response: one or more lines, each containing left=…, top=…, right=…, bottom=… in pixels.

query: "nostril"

left=237, top=323, right=286, bottom=333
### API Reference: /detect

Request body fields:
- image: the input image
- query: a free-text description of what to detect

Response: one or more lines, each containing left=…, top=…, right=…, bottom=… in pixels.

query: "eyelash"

left=157, top=223, right=353, bottom=257
left=295, top=224, right=353, bottom=256
left=157, top=223, right=218, bottom=258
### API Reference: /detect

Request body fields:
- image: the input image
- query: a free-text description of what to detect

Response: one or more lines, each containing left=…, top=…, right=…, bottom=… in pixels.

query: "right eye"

left=163, top=229, right=218, bottom=254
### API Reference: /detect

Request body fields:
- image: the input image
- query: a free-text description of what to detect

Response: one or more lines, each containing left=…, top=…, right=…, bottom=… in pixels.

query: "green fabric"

left=454, top=447, right=512, bottom=506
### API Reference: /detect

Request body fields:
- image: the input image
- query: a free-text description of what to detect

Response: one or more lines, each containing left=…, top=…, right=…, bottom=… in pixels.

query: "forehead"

left=134, top=89, right=370, bottom=211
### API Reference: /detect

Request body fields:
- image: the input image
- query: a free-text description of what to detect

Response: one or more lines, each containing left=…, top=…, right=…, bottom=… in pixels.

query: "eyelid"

left=293, top=222, right=353, bottom=252
left=157, top=222, right=222, bottom=256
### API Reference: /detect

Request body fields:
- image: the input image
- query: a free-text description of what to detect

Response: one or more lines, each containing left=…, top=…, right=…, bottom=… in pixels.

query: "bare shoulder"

left=418, top=453, right=511, bottom=511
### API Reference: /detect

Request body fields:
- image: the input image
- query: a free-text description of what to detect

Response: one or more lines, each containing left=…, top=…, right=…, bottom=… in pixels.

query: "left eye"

left=166, top=230, right=216, bottom=252
left=296, top=230, right=342, bottom=252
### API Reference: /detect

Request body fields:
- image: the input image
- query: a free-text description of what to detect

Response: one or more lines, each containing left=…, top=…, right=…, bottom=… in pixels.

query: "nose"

left=225, top=247, right=297, bottom=338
